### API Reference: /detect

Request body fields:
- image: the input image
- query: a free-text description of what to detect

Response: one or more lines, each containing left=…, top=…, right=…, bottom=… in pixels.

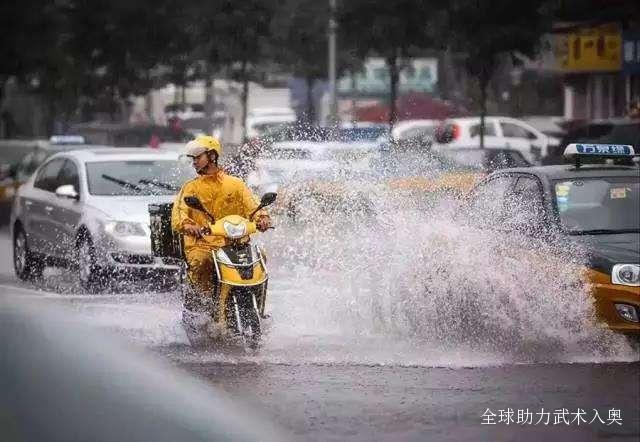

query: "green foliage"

left=338, top=0, right=443, bottom=124
left=339, top=0, right=441, bottom=60
left=446, top=0, right=550, bottom=82
left=3, top=0, right=616, bottom=132
left=551, top=0, right=639, bottom=23
left=271, top=0, right=329, bottom=80
left=0, top=0, right=61, bottom=80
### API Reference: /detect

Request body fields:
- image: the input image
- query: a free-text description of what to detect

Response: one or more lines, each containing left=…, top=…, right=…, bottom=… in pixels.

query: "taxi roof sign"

left=564, top=143, right=635, bottom=157
left=563, top=143, right=638, bottom=168
left=49, top=135, right=86, bottom=145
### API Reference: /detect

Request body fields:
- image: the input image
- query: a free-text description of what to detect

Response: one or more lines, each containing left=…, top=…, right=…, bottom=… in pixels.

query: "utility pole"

left=328, top=0, right=338, bottom=124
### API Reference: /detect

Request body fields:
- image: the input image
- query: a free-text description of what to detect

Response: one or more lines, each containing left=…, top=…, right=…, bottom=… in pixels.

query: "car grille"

left=111, top=253, right=155, bottom=265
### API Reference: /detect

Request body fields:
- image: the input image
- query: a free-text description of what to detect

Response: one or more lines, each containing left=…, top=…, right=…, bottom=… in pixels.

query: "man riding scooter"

left=171, top=135, right=272, bottom=334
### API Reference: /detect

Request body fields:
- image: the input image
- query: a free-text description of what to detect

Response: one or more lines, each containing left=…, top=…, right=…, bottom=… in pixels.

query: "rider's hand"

left=184, top=224, right=204, bottom=238
left=256, top=216, right=272, bottom=232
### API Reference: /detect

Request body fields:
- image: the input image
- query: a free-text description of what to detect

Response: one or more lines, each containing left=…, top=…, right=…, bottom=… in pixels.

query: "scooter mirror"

left=184, top=196, right=205, bottom=211
left=260, top=192, right=277, bottom=207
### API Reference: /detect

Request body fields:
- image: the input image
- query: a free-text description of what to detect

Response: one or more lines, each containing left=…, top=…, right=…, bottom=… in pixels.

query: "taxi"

left=379, top=146, right=531, bottom=206
left=462, top=143, right=639, bottom=338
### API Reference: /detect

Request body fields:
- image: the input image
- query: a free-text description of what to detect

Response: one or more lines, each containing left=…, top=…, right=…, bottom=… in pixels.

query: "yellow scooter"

left=181, top=193, right=276, bottom=349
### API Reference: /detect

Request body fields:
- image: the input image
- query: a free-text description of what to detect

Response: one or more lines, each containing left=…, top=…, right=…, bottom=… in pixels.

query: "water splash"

left=263, top=191, right=637, bottom=365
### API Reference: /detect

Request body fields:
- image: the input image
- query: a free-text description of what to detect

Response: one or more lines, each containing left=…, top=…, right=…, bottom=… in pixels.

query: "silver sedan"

left=10, top=148, right=195, bottom=292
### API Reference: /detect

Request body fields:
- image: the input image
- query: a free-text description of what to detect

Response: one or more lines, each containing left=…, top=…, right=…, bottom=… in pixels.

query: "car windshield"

left=554, top=176, right=640, bottom=233
left=86, top=160, right=195, bottom=196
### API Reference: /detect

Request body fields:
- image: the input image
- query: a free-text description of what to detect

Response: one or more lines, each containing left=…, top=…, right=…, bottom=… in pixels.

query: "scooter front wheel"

left=229, top=291, right=262, bottom=350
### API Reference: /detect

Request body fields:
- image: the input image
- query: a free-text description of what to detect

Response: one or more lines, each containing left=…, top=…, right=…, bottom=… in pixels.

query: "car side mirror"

left=55, top=184, right=79, bottom=200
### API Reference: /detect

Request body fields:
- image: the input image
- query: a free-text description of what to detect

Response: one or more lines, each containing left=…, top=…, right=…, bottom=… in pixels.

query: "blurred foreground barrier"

left=0, top=295, right=286, bottom=442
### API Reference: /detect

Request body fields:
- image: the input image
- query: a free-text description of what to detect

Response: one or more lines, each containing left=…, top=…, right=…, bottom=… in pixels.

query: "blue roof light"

left=564, top=143, right=635, bottom=157
left=49, top=135, right=86, bottom=145
left=563, top=143, right=638, bottom=168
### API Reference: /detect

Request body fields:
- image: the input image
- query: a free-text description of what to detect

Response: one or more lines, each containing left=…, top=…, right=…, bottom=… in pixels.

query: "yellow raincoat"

left=171, top=171, right=268, bottom=308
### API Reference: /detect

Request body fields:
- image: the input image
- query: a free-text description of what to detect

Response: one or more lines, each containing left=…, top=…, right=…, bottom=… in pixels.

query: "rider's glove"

left=184, top=224, right=204, bottom=238
left=256, top=216, right=272, bottom=232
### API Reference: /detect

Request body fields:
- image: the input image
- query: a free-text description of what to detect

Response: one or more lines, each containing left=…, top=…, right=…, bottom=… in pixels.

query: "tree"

left=63, top=0, right=192, bottom=122
left=445, top=0, right=551, bottom=148
left=338, top=0, right=442, bottom=127
left=201, top=0, right=278, bottom=141
left=0, top=0, right=69, bottom=134
left=270, top=0, right=329, bottom=123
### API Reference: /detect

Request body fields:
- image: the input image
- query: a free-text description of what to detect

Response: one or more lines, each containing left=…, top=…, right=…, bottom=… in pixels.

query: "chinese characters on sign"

left=481, top=408, right=623, bottom=425
left=575, top=144, right=633, bottom=155
left=555, top=23, right=622, bottom=72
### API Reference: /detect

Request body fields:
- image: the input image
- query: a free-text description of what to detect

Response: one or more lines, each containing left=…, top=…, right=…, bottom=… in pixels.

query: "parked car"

left=246, top=113, right=297, bottom=139
left=164, top=102, right=206, bottom=121
left=11, top=148, right=195, bottom=291
left=434, top=116, right=560, bottom=164
left=378, top=146, right=532, bottom=200
left=70, top=123, right=192, bottom=147
left=247, top=158, right=345, bottom=195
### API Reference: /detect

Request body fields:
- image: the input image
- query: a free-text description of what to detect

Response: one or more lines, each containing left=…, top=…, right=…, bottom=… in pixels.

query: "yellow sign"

left=556, top=24, right=622, bottom=72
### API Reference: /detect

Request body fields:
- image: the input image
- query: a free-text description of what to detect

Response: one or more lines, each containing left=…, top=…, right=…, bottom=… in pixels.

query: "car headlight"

left=611, top=264, right=640, bottom=286
left=104, top=221, right=146, bottom=237
left=216, top=248, right=233, bottom=265
left=223, top=221, right=246, bottom=239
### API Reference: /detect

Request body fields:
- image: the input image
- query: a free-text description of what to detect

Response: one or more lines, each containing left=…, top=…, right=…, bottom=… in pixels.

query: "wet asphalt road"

left=1, top=229, right=639, bottom=441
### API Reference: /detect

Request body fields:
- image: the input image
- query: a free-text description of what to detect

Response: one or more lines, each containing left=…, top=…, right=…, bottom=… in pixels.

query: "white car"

left=247, top=158, right=342, bottom=195
left=391, top=119, right=438, bottom=142
left=264, top=140, right=380, bottom=166
left=10, top=148, right=195, bottom=291
left=246, top=112, right=297, bottom=139
left=433, top=116, right=560, bottom=164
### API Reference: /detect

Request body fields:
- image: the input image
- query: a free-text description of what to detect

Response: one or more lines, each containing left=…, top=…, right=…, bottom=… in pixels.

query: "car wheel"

left=13, top=227, right=44, bottom=281
left=77, top=234, right=104, bottom=293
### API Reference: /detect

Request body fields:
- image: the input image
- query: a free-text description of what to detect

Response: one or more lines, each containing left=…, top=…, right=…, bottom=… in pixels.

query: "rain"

left=1, top=0, right=639, bottom=440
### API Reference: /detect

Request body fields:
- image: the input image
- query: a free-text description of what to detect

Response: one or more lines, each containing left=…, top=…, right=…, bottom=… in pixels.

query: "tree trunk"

left=174, top=84, right=180, bottom=104
left=305, top=76, right=315, bottom=124
left=479, top=68, right=489, bottom=149
left=110, top=85, right=117, bottom=122
left=241, top=59, right=249, bottom=143
left=204, top=61, right=214, bottom=129
left=387, top=51, right=399, bottom=128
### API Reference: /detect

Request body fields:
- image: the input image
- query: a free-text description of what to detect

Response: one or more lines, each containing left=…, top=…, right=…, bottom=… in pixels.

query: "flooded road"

left=1, top=214, right=639, bottom=441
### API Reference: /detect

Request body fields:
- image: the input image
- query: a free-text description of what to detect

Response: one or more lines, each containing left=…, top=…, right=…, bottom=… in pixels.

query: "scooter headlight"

left=612, top=264, right=640, bottom=286
left=223, top=221, right=246, bottom=239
